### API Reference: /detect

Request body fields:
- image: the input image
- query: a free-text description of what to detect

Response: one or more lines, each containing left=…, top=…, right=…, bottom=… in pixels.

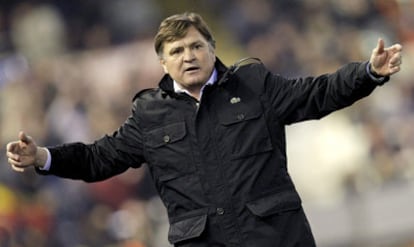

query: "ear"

left=159, top=58, right=168, bottom=74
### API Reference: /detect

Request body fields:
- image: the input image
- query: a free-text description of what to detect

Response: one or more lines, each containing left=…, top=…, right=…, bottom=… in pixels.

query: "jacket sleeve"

left=36, top=102, right=146, bottom=182
left=263, top=61, right=388, bottom=124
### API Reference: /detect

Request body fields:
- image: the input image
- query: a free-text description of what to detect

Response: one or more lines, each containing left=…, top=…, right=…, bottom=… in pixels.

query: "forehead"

left=163, top=26, right=208, bottom=50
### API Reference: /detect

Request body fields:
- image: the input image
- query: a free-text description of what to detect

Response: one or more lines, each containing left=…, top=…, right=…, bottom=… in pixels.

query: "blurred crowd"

left=0, top=0, right=414, bottom=246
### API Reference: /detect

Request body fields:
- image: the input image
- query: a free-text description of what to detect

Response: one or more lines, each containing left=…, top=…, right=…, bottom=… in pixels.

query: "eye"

left=170, top=47, right=183, bottom=56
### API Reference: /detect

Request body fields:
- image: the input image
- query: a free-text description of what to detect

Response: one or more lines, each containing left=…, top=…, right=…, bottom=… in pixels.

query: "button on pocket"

left=146, top=122, right=186, bottom=148
left=236, top=113, right=245, bottom=121
left=163, top=135, right=170, bottom=143
left=145, top=122, right=191, bottom=172
left=216, top=207, right=225, bottom=215
left=216, top=99, right=273, bottom=159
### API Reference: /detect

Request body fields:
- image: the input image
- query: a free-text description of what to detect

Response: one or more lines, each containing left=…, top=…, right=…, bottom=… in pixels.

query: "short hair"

left=154, top=12, right=216, bottom=57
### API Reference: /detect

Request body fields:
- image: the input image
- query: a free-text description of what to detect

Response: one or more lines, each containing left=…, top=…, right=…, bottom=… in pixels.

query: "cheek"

left=208, top=52, right=216, bottom=65
left=163, top=61, right=180, bottom=75
left=160, top=59, right=168, bottom=73
left=208, top=56, right=216, bottom=69
left=162, top=65, right=168, bottom=74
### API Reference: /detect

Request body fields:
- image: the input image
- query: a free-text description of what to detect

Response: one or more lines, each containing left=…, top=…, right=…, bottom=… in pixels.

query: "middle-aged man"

left=6, top=12, right=403, bottom=247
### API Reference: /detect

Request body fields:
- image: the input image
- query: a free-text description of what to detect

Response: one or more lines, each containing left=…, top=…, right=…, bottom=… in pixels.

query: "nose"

left=183, top=48, right=195, bottom=62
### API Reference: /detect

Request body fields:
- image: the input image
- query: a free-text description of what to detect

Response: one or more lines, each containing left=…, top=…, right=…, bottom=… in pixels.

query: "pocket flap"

left=168, top=210, right=208, bottom=244
left=146, top=122, right=186, bottom=148
left=217, top=101, right=262, bottom=126
left=246, top=190, right=302, bottom=217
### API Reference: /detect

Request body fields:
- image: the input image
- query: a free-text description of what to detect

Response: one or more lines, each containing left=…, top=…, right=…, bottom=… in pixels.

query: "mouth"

left=184, top=66, right=200, bottom=73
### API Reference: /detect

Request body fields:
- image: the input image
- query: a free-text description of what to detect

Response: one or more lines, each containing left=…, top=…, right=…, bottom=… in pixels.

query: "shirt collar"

left=173, top=68, right=217, bottom=95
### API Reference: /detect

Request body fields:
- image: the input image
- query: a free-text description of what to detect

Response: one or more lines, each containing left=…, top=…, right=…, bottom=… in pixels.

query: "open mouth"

left=184, top=66, right=200, bottom=72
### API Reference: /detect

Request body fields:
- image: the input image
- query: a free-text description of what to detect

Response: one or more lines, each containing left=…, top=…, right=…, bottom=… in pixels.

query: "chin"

left=185, top=77, right=205, bottom=86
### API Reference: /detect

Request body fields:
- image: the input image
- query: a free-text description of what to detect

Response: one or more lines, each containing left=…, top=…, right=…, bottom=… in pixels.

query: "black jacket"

left=39, top=58, right=386, bottom=246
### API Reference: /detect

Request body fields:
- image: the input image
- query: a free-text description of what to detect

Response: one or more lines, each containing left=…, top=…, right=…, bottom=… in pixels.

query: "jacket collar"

left=158, top=57, right=229, bottom=94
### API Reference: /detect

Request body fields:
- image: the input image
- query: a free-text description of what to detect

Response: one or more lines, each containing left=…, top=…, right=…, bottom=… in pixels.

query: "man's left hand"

left=370, top=38, right=403, bottom=77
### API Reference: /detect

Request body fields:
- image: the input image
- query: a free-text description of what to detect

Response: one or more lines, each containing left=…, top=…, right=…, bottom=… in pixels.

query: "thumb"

left=18, top=131, right=32, bottom=145
left=374, top=38, right=385, bottom=55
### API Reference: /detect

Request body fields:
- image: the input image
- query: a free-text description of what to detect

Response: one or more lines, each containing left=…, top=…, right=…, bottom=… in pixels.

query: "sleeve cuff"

left=366, top=62, right=388, bottom=85
left=38, top=148, right=52, bottom=171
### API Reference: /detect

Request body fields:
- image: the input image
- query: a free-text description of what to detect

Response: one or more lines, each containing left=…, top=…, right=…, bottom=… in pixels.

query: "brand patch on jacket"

left=230, top=97, right=241, bottom=104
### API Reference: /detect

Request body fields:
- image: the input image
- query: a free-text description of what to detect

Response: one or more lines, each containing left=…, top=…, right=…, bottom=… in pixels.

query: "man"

left=6, top=12, right=402, bottom=247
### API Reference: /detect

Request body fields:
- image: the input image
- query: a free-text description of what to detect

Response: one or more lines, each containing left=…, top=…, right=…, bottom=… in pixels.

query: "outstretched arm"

left=6, top=131, right=48, bottom=172
left=369, top=38, right=403, bottom=77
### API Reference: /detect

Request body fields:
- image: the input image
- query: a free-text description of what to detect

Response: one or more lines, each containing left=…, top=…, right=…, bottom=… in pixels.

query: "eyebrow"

left=168, top=40, right=205, bottom=54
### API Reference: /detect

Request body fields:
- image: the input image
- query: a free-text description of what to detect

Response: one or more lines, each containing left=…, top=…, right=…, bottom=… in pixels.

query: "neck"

left=173, top=80, right=204, bottom=101
left=184, top=84, right=203, bottom=101
left=173, top=69, right=217, bottom=101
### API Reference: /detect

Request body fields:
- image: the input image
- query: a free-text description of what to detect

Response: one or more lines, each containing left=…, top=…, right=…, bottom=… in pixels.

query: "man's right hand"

left=6, top=131, right=47, bottom=172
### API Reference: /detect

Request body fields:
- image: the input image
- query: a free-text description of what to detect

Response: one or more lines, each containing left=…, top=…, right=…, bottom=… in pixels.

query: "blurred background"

left=0, top=0, right=413, bottom=246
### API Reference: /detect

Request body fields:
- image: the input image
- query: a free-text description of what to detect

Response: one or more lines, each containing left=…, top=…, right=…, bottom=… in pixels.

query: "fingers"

left=389, top=66, right=401, bottom=75
left=6, top=148, right=20, bottom=161
left=7, top=149, right=24, bottom=166
left=11, top=165, right=25, bottom=172
left=8, top=156, right=23, bottom=167
left=7, top=150, right=32, bottom=172
left=6, top=142, right=23, bottom=164
left=6, top=131, right=35, bottom=172
left=6, top=141, right=17, bottom=152
left=388, top=54, right=402, bottom=75
left=388, top=45, right=402, bottom=74
left=19, top=131, right=32, bottom=145
left=389, top=52, right=402, bottom=66
left=374, top=38, right=385, bottom=55
left=7, top=155, right=28, bottom=172
left=6, top=133, right=28, bottom=161
left=374, top=38, right=403, bottom=55
left=386, top=43, right=403, bottom=53
left=375, top=39, right=403, bottom=76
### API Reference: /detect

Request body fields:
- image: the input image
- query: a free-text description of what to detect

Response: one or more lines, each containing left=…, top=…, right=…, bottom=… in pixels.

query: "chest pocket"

left=145, top=122, right=194, bottom=176
left=216, top=98, right=273, bottom=159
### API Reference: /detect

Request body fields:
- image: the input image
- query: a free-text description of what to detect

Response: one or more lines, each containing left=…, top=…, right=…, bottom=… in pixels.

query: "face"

left=160, top=26, right=216, bottom=92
